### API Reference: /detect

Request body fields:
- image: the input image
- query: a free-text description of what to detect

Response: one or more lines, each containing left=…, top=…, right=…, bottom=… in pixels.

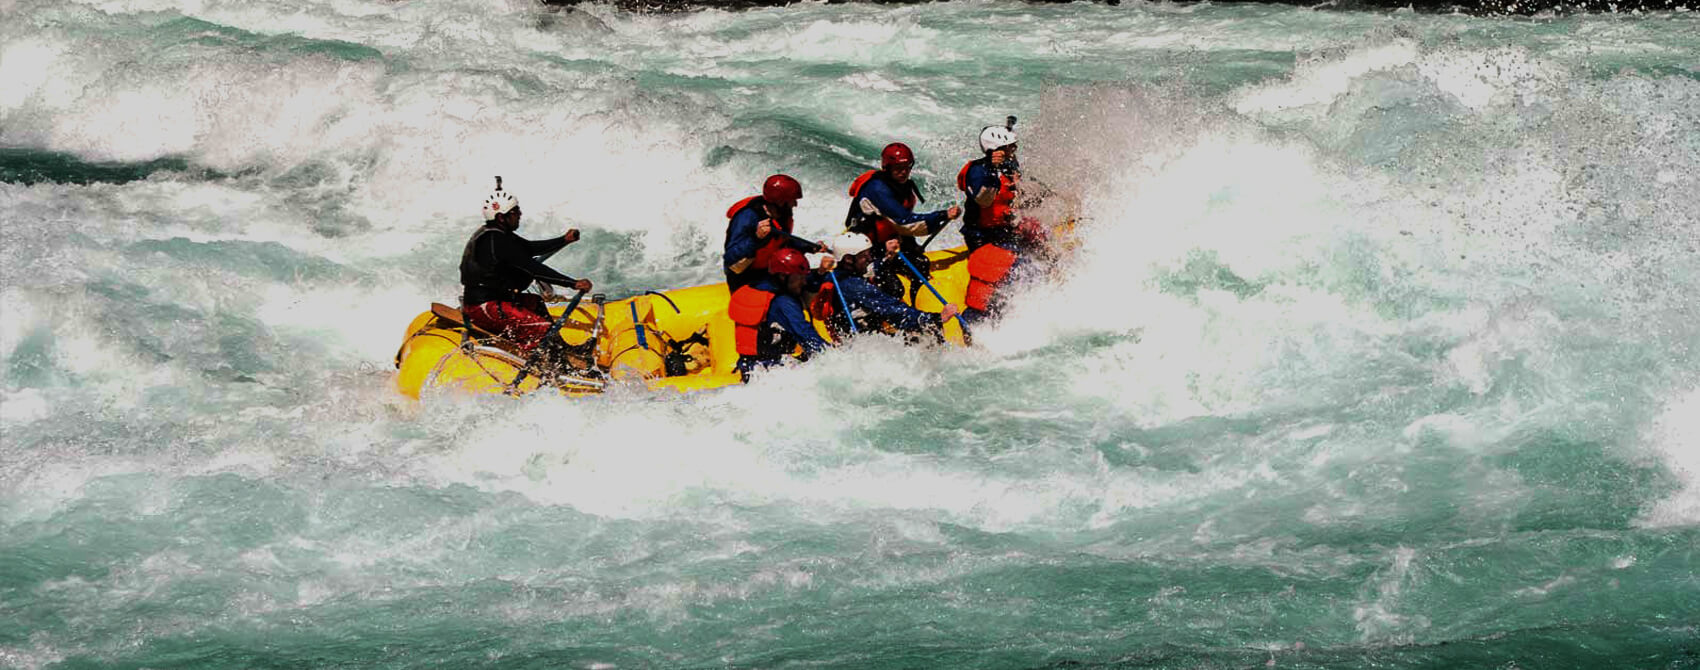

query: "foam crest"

left=1638, top=388, right=1700, bottom=528
left=1234, top=40, right=1421, bottom=118
left=1413, top=47, right=1563, bottom=112
left=0, top=3, right=763, bottom=267
left=991, top=47, right=1700, bottom=439
left=389, top=339, right=1256, bottom=532
left=0, top=23, right=389, bottom=166
left=981, top=86, right=1405, bottom=420
left=256, top=283, right=434, bottom=363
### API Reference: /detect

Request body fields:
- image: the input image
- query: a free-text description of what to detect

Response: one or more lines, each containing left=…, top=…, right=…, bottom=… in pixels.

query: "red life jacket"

left=957, top=159, right=1017, bottom=230
left=728, top=284, right=778, bottom=356
left=964, top=244, right=1018, bottom=311
left=809, top=282, right=836, bottom=326
left=728, top=196, right=794, bottom=274
left=847, top=170, right=916, bottom=251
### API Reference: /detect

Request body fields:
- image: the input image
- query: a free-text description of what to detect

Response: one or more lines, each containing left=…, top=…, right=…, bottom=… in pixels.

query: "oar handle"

left=508, top=287, right=589, bottom=393
left=892, top=252, right=956, bottom=324
left=539, top=288, right=590, bottom=347
left=918, top=225, right=945, bottom=253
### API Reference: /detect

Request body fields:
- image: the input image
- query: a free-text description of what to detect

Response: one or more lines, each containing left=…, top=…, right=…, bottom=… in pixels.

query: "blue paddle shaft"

left=893, top=252, right=956, bottom=323
left=830, top=274, right=858, bottom=335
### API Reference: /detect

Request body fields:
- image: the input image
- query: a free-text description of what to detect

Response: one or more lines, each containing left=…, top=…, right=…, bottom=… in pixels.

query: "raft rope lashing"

left=629, top=301, right=648, bottom=351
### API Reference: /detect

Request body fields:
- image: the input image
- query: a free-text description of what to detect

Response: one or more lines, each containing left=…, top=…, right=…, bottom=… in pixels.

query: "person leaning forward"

left=723, top=174, right=825, bottom=292
left=459, top=177, right=592, bottom=351
left=845, top=143, right=961, bottom=302
left=727, top=247, right=830, bottom=378
left=820, top=232, right=958, bottom=341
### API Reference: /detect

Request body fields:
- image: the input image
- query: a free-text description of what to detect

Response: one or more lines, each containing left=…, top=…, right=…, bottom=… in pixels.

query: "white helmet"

left=829, top=232, right=873, bottom=258
left=979, top=125, right=1017, bottom=153
left=482, top=176, right=519, bottom=221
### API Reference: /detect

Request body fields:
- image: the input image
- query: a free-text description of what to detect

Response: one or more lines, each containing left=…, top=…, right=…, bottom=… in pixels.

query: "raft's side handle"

left=643, top=290, right=682, bottom=314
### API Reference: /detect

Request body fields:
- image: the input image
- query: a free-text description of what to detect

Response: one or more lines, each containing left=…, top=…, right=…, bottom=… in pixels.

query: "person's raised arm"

left=863, top=180, right=958, bottom=237
left=724, top=211, right=767, bottom=276
left=491, top=232, right=588, bottom=291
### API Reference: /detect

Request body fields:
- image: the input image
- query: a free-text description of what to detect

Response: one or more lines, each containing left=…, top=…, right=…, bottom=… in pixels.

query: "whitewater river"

left=2, top=0, right=1697, bottom=666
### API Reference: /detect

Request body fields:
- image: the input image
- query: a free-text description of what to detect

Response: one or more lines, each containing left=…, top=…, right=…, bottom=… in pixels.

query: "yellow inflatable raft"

left=393, top=245, right=980, bottom=399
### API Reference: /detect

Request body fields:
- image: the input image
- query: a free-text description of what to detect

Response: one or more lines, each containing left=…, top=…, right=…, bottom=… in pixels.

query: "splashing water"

left=2, top=0, right=1697, bottom=667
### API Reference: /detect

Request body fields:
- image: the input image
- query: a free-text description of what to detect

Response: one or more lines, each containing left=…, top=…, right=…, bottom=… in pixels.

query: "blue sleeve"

left=723, top=208, right=764, bottom=271
left=863, top=180, right=951, bottom=234
left=840, top=275, right=937, bottom=332
left=963, top=163, right=997, bottom=197
left=769, top=294, right=829, bottom=354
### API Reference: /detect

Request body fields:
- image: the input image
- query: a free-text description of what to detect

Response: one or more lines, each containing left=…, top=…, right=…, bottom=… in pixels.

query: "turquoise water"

left=2, top=0, right=1698, bottom=667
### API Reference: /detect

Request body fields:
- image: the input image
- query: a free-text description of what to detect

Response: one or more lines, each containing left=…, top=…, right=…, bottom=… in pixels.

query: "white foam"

left=1637, top=388, right=1700, bottom=528
left=1352, top=546, right=1429, bottom=643
left=1414, top=47, right=1561, bottom=112
left=256, top=283, right=433, bottom=363
left=0, top=643, right=65, bottom=670
left=0, top=389, right=51, bottom=424
left=971, top=96, right=1407, bottom=422
left=0, top=289, right=36, bottom=361
left=384, top=337, right=1263, bottom=532
left=1234, top=40, right=1421, bottom=118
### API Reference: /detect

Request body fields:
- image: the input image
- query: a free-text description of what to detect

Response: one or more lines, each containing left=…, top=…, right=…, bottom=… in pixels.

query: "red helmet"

left=768, top=248, right=809, bottom=276
left=880, top=142, right=914, bottom=170
left=762, top=174, right=802, bottom=207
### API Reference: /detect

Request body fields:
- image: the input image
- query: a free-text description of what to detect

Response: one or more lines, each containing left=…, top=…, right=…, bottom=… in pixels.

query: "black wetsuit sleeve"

left=521, top=235, right=570, bottom=260
left=488, top=232, right=578, bottom=286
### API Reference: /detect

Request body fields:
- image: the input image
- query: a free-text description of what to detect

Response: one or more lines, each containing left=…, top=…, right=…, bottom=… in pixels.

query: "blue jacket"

left=829, top=268, right=941, bottom=334
left=847, top=172, right=951, bottom=256
left=739, top=278, right=830, bottom=370
left=959, top=159, right=1019, bottom=250
left=723, top=198, right=821, bottom=290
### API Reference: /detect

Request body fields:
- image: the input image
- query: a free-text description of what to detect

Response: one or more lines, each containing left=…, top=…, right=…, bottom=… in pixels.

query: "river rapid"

left=2, top=0, right=1698, bottom=667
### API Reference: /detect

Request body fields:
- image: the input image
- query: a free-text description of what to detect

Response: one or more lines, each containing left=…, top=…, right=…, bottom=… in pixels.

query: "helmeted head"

left=880, top=142, right=915, bottom=171
left=768, top=247, right=812, bottom=293
left=768, top=247, right=810, bottom=277
left=880, top=142, right=915, bottom=183
left=829, top=232, right=874, bottom=274
left=483, top=176, right=519, bottom=225
left=828, top=232, right=873, bottom=259
left=979, top=125, right=1017, bottom=154
left=762, top=174, right=803, bottom=210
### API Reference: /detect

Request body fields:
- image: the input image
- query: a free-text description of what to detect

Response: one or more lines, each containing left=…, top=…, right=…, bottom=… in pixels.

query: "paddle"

left=892, top=251, right=957, bottom=324
left=507, top=287, right=589, bottom=393
left=828, top=272, right=858, bottom=336
left=918, top=221, right=948, bottom=253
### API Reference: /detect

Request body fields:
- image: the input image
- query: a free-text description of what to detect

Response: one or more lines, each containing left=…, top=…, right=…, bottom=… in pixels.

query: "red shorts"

left=465, top=294, right=553, bottom=350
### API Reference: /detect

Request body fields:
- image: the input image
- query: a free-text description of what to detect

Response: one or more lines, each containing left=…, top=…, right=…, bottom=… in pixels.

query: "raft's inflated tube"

left=895, top=252, right=956, bottom=323
left=609, top=301, right=667, bottom=380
